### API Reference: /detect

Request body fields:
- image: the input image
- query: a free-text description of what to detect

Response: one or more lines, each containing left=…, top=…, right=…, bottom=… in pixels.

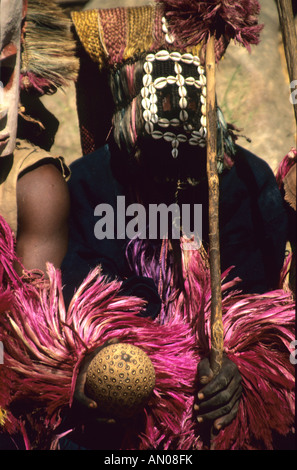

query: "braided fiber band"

left=71, top=9, right=103, bottom=65
left=72, top=5, right=203, bottom=71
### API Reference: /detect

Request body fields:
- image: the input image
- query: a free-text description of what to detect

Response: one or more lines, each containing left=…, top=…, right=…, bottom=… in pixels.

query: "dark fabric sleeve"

left=219, top=147, right=288, bottom=293
left=255, top=164, right=289, bottom=289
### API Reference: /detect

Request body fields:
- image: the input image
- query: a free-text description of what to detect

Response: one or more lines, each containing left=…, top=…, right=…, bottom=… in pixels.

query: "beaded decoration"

left=141, top=17, right=207, bottom=159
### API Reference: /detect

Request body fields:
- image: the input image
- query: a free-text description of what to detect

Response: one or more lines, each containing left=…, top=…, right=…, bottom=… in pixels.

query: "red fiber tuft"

left=275, top=147, right=297, bottom=188
left=156, top=0, right=264, bottom=59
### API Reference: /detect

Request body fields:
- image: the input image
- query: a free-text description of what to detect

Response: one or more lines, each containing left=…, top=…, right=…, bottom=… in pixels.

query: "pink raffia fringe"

left=0, top=216, right=295, bottom=450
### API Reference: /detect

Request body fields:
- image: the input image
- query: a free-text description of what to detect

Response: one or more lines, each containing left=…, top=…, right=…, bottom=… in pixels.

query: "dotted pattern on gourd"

left=85, top=343, right=156, bottom=418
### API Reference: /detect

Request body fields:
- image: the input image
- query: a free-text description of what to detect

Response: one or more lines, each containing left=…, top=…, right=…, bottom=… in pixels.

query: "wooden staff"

left=205, top=35, right=224, bottom=377
left=276, top=0, right=297, bottom=146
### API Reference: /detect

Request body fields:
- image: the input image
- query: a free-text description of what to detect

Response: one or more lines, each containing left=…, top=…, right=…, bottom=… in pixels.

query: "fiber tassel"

left=21, top=0, right=79, bottom=95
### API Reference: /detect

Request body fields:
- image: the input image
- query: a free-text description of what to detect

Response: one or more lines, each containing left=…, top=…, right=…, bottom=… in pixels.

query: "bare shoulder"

left=15, top=162, right=71, bottom=272
left=17, top=162, right=70, bottom=234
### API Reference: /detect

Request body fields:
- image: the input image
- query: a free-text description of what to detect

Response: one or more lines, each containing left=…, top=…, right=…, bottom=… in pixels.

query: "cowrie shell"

left=158, top=118, right=170, bottom=128
left=164, top=132, right=176, bottom=142
left=193, top=56, right=201, bottom=66
left=178, top=86, right=187, bottom=97
left=200, top=95, right=206, bottom=105
left=167, top=76, right=177, bottom=85
left=170, top=52, right=181, bottom=61
left=143, top=74, right=152, bottom=87
left=150, top=103, right=158, bottom=114
left=201, top=104, right=207, bottom=116
left=151, top=114, right=159, bottom=124
left=202, top=86, right=207, bottom=97
left=165, top=33, right=175, bottom=44
left=180, top=110, right=188, bottom=121
left=146, top=53, right=156, bottom=62
left=201, top=115, right=207, bottom=127
left=181, top=53, right=194, bottom=64
left=143, top=109, right=152, bottom=122
left=151, top=114, right=158, bottom=124
left=198, top=66, right=205, bottom=75
left=149, top=84, right=156, bottom=94
left=200, top=75, right=207, bottom=85
left=155, top=50, right=170, bottom=61
left=185, top=77, right=195, bottom=85
left=150, top=93, right=158, bottom=104
left=162, top=23, right=168, bottom=34
left=170, top=118, right=180, bottom=127
left=176, top=75, right=185, bottom=86
left=142, top=98, right=151, bottom=110
left=179, top=97, right=188, bottom=109
left=144, top=61, right=153, bottom=74
left=141, top=87, right=149, bottom=98
left=174, top=63, right=182, bottom=74
left=172, top=148, right=179, bottom=159
left=194, top=80, right=202, bottom=89
left=177, top=134, right=187, bottom=143
left=154, top=77, right=167, bottom=89
left=145, top=121, right=154, bottom=134
left=192, top=130, right=203, bottom=138
left=200, top=126, right=207, bottom=137
left=189, top=138, right=200, bottom=146
left=152, top=130, right=163, bottom=139
left=172, top=139, right=180, bottom=148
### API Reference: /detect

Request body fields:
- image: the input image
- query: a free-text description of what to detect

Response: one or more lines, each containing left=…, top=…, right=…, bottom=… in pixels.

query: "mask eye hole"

left=0, top=43, right=17, bottom=93
left=0, top=55, right=16, bottom=92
